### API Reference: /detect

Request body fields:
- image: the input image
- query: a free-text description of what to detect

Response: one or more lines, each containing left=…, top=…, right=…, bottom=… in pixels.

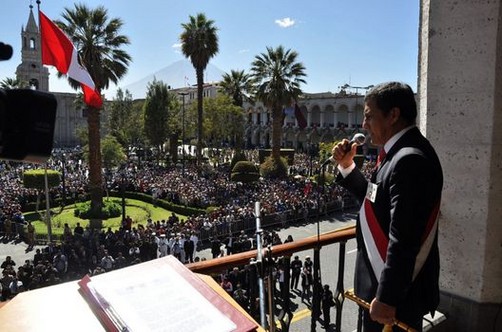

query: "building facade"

left=171, top=85, right=368, bottom=151
left=243, top=91, right=367, bottom=151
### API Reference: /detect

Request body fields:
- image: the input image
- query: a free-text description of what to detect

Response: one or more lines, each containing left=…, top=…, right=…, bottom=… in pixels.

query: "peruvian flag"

left=39, top=11, right=102, bottom=109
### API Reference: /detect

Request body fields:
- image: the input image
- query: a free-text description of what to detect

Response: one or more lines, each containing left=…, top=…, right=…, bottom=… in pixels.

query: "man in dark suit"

left=332, top=82, right=443, bottom=331
left=184, top=236, right=195, bottom=263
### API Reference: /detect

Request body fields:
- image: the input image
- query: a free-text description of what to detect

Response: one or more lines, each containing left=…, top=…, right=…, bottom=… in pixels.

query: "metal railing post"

left=266, top=247, right=276, bottom=332
left=334, top=240, right=347, bottom=332
left=277, top=255, right=293, bottom=332
left=249, top=259, right=259, bottom=320
left=311, top=247, right=321, bottom=331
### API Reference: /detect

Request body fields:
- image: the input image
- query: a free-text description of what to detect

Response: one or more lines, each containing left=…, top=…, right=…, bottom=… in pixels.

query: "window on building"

left=29, top=78, right=39, bottom=90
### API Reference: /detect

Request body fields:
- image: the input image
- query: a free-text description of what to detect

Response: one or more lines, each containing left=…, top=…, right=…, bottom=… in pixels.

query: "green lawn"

left=24, top=197, right=183, bottom=237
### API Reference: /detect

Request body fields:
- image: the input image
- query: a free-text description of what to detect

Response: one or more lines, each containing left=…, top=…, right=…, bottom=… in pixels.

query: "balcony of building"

left=186, top=214, right=448, bottom=332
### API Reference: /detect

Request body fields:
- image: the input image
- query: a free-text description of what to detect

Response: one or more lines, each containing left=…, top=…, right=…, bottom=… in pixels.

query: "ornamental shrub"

left=230, top=151, right=247, bottom=171
left=74, top=200, right=122, bottom=219
left=231, top=161, right=260, bottom=183
left=260, top=156, right=288, bottom=179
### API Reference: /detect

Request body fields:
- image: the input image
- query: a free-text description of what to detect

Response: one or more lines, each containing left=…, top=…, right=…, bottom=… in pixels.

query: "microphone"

left=320, top=133, right=366, bottom=167
left=0, top=42, right=13, bottom=61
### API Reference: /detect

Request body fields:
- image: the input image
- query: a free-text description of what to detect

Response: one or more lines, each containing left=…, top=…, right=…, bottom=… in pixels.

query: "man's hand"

left=332, top=139, right=357, bottom=168
left=369, top=298, right=396, bottom=325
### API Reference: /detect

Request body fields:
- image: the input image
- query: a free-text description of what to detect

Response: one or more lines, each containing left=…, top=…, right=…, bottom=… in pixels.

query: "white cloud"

left=172, top=43, right=182, bottom=54
left=275, top=17, right=295, bottom=28
left=238, top=49, right=250, bottom=54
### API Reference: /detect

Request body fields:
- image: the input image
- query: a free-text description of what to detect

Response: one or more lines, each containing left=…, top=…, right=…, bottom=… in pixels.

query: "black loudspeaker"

left=0, top=88, right=57, bottom=163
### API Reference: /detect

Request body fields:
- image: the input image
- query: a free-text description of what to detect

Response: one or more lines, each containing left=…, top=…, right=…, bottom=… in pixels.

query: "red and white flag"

left=39, top=11, right=102, bottom=109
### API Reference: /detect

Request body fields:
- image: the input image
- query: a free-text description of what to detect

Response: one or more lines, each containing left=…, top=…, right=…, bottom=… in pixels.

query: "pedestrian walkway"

left=0, top=238, right=44, bottom=268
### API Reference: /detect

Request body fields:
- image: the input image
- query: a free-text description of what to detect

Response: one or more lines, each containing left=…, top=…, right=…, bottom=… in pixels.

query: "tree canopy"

left=180, top=13, right=219, bottom=162
left=143, top=79, right=172, bottom=153
left=250, top=45, right=307, bottom=171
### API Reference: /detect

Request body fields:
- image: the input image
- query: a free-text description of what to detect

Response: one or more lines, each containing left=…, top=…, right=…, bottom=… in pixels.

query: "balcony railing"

left=187, top=225, right=356, bottom=332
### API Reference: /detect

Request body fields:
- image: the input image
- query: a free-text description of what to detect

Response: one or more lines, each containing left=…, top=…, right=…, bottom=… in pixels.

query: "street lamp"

left=61, top=153, right=66, bottom=208
left=341, top=84, right=374, bottom=128
left=308, top=143, right=318, bottom=177
left=120, top=165, right=127, bottom=222
left=44, top=164, right=52, bottom=243
left=178, top=92, right=188, bottom=177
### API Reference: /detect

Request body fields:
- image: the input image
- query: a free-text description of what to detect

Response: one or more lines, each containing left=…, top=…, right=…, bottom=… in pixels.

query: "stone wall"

left=419, top=0, right=502, bottom=330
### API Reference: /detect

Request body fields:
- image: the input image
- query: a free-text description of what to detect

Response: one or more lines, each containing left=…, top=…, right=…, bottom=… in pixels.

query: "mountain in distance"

left=117, top=59, right=226, bottom=99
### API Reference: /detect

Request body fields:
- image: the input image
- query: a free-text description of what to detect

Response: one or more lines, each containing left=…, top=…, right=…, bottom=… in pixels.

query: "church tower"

left=16, top=4, right=49, bottom=91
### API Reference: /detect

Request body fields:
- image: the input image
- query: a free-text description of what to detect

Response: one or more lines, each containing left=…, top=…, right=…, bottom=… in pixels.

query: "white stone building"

left=243, top=91, right=368, bottom=150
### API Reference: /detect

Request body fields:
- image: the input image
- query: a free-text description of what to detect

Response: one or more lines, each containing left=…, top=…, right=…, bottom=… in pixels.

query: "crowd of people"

left=0, top=216, right=203, bottom=301
left=0, top=215, right=292, bottom=304
left=0, top=147, right=376, bottom=310
left=0, top=147, right=375, bottom=241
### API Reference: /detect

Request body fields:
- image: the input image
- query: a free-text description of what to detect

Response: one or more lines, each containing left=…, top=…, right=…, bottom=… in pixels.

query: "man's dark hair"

left=364, top=82, right=417, bottom=125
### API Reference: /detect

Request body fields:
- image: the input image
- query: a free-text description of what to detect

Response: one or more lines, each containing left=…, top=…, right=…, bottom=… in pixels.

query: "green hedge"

left=110, top=191, right=207, bottom=216
left=21, top=189, right=208, bottom=217
left=21, top=194, right=88, bottom=212
left=74, top=200, right=122, bottom=219
left=23, top=169, right=61, bottom=189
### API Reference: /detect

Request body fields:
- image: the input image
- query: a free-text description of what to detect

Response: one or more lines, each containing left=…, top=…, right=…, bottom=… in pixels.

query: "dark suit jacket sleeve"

left=376, top=152, right=438, bottom=307
left=336, top=167, right=368, bottom=202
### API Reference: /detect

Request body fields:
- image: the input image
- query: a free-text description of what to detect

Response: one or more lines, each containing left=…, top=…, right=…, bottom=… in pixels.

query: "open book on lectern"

left=78, top=255, right=257, bottom=332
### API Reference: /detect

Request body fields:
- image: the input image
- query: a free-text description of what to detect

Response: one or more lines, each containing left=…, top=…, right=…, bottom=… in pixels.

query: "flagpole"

left=37, top=0, right=53, bottom=244
left=36, top=0, right=42, bottom=66
left=44, top=164, right=53, bottom=243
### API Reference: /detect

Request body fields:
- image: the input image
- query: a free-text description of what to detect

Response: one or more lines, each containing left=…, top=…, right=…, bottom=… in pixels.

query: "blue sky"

left=1, top=0, right=419, bottom=99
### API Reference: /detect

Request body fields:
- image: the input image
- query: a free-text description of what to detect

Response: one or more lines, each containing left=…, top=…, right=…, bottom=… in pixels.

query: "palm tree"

left=56, top=4, right=131, bottom=217
left=219, top=69, right=253, bottom=107
left=250, top=45, right=307, bottom=160
left=0, top=77, right=28, bottom=89
left=219, top=69, right=253, bottom=151
left=180, top=13, right=219, bottom=163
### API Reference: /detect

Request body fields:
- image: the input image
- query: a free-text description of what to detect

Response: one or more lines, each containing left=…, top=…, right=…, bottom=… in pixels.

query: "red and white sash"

left=359, top=197, right=440, bottom=280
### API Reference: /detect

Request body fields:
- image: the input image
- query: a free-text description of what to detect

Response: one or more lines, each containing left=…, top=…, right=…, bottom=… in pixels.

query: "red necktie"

left=375, top=149, right=386, bottom=169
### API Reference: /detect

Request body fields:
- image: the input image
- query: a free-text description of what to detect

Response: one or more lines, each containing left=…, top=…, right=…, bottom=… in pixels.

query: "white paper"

left=87, top=257, right=236, bottom=332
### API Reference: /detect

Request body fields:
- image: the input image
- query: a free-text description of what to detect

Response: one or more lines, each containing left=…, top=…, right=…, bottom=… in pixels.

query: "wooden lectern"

left=0, top=256, right=264, bottom=332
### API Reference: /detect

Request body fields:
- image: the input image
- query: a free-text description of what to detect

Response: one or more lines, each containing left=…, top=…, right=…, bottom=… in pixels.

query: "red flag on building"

left=295, top=103, right=307, bottom=129
left=39, top=11, right=102, bottom=109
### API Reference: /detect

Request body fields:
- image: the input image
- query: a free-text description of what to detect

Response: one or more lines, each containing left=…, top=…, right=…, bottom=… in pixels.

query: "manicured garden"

left=22, top=197, right=181, bottom=238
